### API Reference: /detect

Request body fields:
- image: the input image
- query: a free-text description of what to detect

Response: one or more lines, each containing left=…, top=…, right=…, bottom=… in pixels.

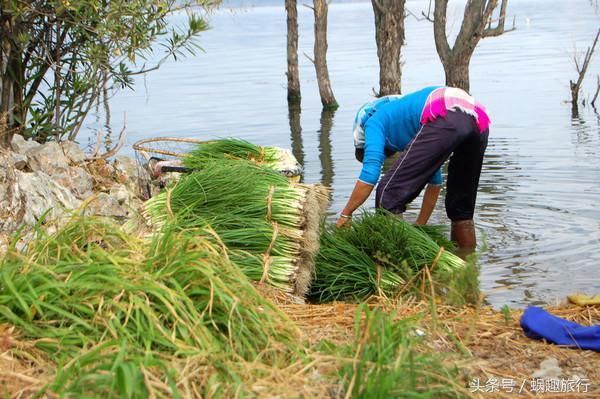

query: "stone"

left=113, top=155, right=138, bottom=178
left=10, top=134, right=40, bottom=154
left=27, top=142, right=70, bottom=172
left=89, top=159, right=115, bottom=178
left=10, top=152, right=29, bottom=170
left=109, top=184, right=131, bottom=205
left=0, top=150, right=27, bottom=232
left=113, top=155, right=144, bottom=195
left=15, top=170, right=81, bottom=226
left=84, top=193, right=128, bottom=219
left=61, top=141, right=87, bottom=164
left=51, top=166, right=94, bottom=200
left=532, top=357, right=562, bottom=379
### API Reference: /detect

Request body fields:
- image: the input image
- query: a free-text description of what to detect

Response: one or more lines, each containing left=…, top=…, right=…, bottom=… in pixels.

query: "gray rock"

left=51, top=166, right=95, bottom=200
left=27, top=142, right=70, bottom=172
left=11, top=134, right=40, bottom=154
left=84, top=193, right=128, bottom=218
left=10, top=152, right=29, bottom=170
left=113, top=155, right=143, bottom=194
left=0, top=150, right=27, bottom=232
left=109, top=184, right=131, bottom=205
left=61, top=141, right=87, bottom=164
left=532, top=357, right=562, bottom=379
left=114, top=155, right=138, bottom=177
left=16, top=170, right=81, bottom=226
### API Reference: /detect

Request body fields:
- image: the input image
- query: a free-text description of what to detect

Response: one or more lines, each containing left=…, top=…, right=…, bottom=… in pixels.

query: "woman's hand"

left=336, top=214, right=352, bottom=228
left=337, top=181, right=374, bottom=228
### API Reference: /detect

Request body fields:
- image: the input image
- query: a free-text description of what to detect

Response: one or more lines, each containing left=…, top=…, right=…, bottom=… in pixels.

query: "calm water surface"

left=95, top=0, right=600, bottom=308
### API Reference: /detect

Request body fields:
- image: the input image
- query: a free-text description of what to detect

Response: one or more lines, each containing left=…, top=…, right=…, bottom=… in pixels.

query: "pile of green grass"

left=182, top=138, right=283, bottom=170
left=311, top=211, right=479, bottom=304
left=0, top=217, right=299, bottom=397
left=143, top=159, right=310, bottom=291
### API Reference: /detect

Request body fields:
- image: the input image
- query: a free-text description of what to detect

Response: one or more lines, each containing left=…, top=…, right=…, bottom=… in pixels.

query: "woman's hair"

left=355, top=147, right=395, bottom=163
left=355, top=148, right=365, bottom=162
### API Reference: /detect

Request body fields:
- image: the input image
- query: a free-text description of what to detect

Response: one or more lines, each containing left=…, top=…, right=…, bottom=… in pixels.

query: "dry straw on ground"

left=1, top=297, right=598, bottom=398
left=277, top=298, right=600, bottom=399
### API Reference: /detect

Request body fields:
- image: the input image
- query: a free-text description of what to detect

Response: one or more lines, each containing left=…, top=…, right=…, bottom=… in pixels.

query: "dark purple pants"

left=375, top=110, right=489, bottom=221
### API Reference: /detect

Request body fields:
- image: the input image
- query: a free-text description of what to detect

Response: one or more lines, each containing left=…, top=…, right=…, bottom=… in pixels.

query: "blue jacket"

left=354, top=86, right=442, bottom=185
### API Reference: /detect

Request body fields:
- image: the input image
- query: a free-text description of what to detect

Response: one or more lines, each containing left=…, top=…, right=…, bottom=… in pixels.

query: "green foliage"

left=0, top=0, right=219, bottom=143
left=331, top=305, right=466, bottom=399
left=0, top=216, right=298, bottom=396
left=311, top=211, right=478, bottom=304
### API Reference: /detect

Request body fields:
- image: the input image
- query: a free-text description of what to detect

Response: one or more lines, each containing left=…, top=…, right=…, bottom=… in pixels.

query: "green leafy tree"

left=0, top=0, right=219, bottom=147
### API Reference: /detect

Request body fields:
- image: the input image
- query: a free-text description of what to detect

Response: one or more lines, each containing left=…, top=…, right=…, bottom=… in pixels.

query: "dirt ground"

left=1, top=293, right=598, bottom=398
left=278, top=298, right=600, bottom=399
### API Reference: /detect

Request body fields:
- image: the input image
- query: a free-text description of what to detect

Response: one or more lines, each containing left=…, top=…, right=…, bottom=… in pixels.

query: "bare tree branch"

left=570, top=28, right=600, bottom=115
left=591, top=75, right=600, bottom=108
left=419, top=10, right=435, bottom=22
left=433, top=0, right=451, bottom=63
left=483, top=0, right=516, bottom=37
left=87, top=114, right=127, bottom=160
left=303, top=52, right=315, bottom=64
left=419, top=0, right=435, bottom=22
left=571, top=28, right=600, bottom=99
left=89, top=128, right=104, bottom=159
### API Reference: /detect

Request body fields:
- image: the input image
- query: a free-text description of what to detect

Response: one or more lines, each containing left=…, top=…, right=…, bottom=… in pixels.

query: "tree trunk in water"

left=286, top=0, right=301, bottom=104
left=313, top=0, right=338, bottom=110
left=433, top=0, right=505, bottom=94
left=570, top=81, right=580, bottom=117
left=371, top=0, right=405, bottom=96
left=443, top=59, right=471, bottom=92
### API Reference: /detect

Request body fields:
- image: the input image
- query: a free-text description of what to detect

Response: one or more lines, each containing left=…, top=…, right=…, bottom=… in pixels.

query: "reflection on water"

left=318, top=110, right=335, bottom=187
left=288, top=104, right=305, bottom=176
left=94, top=0, right=600, bottom=308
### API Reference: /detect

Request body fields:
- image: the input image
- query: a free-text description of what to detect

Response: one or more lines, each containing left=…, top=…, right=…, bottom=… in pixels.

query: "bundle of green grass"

left=0, top=217, right=299, bottom=397
left=144, top=148, right=328, bottom=296
left=183, top=138, right=302, bottom=177
left=311, top=211, right=479, bottom=305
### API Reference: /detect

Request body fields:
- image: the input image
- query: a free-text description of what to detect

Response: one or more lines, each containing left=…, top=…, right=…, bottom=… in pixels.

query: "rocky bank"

left=0, top=135, right=150, bottom=246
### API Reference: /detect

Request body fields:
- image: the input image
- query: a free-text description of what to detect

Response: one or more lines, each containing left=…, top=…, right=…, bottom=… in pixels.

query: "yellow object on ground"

left=567, top=293, right=600, bottom=306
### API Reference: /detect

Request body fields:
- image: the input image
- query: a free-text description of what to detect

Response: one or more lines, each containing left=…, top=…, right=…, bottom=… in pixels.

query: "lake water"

left=94, top=0, right=600, bottom=308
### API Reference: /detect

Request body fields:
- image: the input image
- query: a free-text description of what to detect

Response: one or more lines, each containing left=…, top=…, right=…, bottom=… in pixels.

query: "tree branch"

left=570, top=28, right=600, bottom=107
left=433, top=0, right=451, bottom=62
left=419, top=0, right=434, bottom=22
left=591, top=75, right=599, bottom=108
left=303, top=51, right=315, bottom=64
left=575, top=28, right=600, bottom=92
left=87, top=113, right=127, bottom=160
left=483, top=0, right=515, bottom=37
